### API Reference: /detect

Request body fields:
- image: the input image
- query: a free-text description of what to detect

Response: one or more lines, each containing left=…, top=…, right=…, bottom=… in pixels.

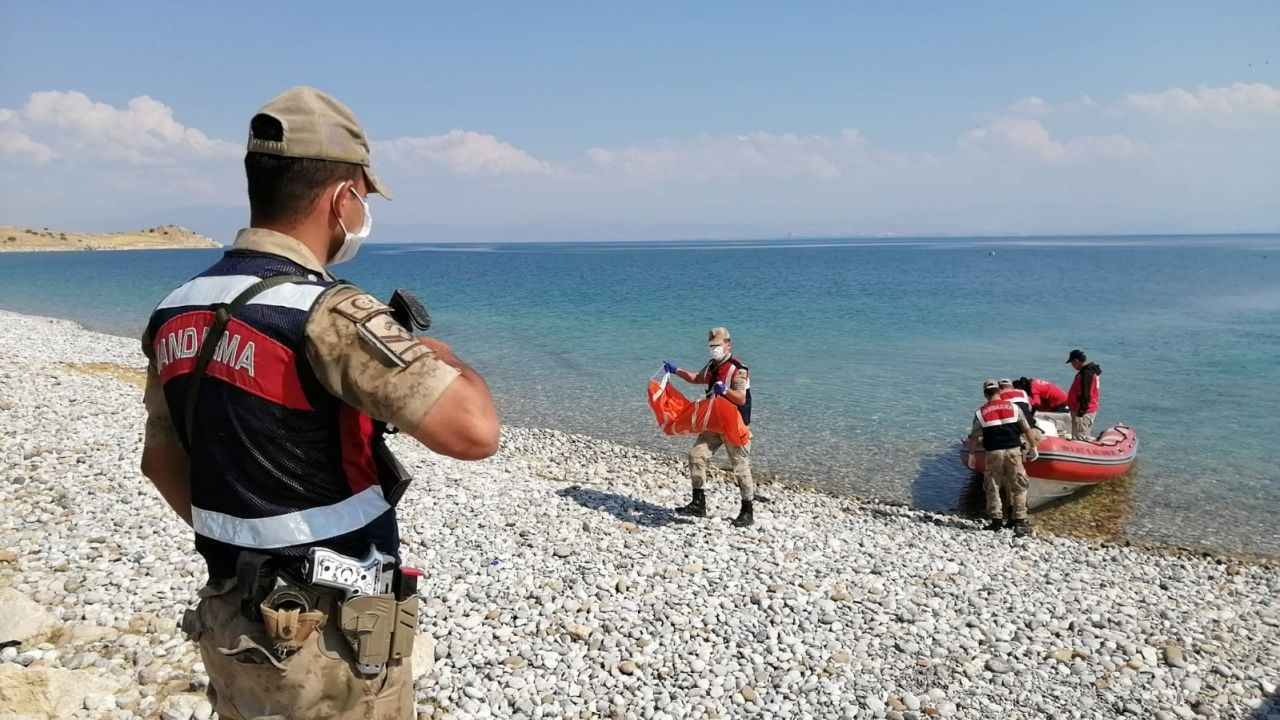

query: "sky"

left=1, top=2, right=1278, bottom=242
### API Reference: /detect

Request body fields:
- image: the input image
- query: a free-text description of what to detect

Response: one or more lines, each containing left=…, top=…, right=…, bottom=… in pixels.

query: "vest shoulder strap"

left=182, top=274, right=310, bottom=446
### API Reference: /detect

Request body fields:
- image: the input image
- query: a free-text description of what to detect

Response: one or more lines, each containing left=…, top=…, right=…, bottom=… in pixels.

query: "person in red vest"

left=139, top=87, right=500, bottom=719
left=998, top=378, right=1041, bottom=461
left=1065, top=349, right=1103, bottom=440
left=968, top=379, right=1040, bottom=536
left=1013, top=377, right=1070, bottom=413
left=663, top=327, right=756, bottom=527
left=997, top=378, right=1034, bottom=421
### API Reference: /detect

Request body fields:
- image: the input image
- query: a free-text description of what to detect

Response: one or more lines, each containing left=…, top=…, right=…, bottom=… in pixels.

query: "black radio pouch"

left=372, top=429, right=414, bottom=507
left=374, top=287, right=430, bottom=507
left=236, top=551, right=278, bottom=622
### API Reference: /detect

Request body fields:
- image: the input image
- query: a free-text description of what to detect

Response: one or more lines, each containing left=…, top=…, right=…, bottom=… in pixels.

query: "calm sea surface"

left=2, top=235, right=1277, bottom=557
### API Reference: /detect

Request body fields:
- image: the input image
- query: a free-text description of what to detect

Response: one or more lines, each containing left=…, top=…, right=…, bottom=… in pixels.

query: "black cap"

left=1066, top=349, right=1086, bottom=363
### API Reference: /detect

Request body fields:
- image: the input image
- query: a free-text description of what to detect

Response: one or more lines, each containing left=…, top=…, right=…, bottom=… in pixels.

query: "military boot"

left=1010, top=519, right=1032, bottom=537
left=675, top=489, right=707, bottom=517
left=731, top=499, right=754, bottom=527
left=984, top=518, right=1004, bottom=531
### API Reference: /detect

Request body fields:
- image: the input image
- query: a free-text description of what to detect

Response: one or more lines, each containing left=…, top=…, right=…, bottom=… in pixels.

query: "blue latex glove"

left=663, top=361, right=678, bottom=374
left=711, top=381, right=727, bottom=396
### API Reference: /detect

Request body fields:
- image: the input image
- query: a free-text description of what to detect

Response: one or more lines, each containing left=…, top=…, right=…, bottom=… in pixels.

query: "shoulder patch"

left=331, top=292, right=393, bottom=324
left=356, top=313, right=431, bottom=369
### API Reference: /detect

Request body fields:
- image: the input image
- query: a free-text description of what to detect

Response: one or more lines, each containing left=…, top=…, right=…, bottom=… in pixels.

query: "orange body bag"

left=647, top=372, right=751, bottom=446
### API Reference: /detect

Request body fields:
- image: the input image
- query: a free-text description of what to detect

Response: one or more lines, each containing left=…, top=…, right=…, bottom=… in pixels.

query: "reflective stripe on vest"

left=192, top=485, right=390, bottom=549
left=978, top=399, right=1024, bottom=451
left=156, top=274, right=326, bottom=312
left=999, top=388, right=1031, bottom=405
left=977, top=400, right=1020, bottom=427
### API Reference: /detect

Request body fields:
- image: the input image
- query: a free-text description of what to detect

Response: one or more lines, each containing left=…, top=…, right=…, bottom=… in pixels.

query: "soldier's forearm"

left=141, top=447, right=193, bottom=526
left=677, top=369, right=701, bottom=383
left=153, top=475, right=194, bottom=527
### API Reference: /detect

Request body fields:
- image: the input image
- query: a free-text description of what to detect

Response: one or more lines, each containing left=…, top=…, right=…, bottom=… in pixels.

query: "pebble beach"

left=1, top=308, right=1277, bottom=720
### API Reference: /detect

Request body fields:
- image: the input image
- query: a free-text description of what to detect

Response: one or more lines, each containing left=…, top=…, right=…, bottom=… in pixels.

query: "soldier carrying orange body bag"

left=653, top=327, right=757, bottom=527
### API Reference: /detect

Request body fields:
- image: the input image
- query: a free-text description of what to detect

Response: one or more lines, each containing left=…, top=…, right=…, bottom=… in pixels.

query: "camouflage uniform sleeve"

left=140, top=333, right=183, bottom=449
left=304, top=286, right=461, bottom=431
left=729, top=367, right=749, bottom=393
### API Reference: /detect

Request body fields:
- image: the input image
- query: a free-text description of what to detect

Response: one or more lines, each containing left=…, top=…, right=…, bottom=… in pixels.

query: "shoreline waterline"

left=4, top=235, right=1279, bottom=560
left=2, top=308, right=1279, bottom=719
left=0, top=307, right=1274, bottom=566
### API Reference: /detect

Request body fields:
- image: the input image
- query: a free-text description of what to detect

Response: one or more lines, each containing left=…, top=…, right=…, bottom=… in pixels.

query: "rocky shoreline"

left=0, top=225, right=221, bottom=253
left=1, top=309, right=1278, bottom=720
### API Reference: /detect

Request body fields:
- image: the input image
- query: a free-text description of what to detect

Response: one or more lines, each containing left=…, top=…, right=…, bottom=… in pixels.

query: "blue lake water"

left=2, top=234, right=1277, bottom=557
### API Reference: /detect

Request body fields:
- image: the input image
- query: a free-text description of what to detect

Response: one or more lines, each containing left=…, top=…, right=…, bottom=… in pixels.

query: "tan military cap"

left=983, top=379, right=1000, bottom=391
left=708, top=327, right=731, bottom=345
left=247, top=86, right=392, bottom=199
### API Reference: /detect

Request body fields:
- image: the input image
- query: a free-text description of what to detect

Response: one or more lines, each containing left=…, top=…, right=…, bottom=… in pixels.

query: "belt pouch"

left=339, top=594, right=397, bottom=668
left=391, top=595, right=420, bottom=662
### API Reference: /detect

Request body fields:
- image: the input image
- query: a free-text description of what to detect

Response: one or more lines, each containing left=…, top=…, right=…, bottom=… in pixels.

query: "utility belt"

left=232, top=545, right=422, bottom=675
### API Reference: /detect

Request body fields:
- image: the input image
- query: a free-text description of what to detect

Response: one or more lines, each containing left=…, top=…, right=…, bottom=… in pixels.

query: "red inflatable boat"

left=960, top=424, right=1138, bottom=507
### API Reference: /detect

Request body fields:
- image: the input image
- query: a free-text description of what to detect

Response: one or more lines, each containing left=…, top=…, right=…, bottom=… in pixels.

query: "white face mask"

left=709, top=345, right=727, bottom=361
left=329, top=185, right=372, bottom=266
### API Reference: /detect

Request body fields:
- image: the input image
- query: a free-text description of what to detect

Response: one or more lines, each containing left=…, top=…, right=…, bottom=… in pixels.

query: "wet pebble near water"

left=1, top=309, right=1279, bottom=720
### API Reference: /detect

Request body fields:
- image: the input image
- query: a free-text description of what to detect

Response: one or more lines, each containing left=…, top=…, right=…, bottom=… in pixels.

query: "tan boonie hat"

left=708, top=327, right=731, bottom=345
left=248, top=86, right=392, bottom=199
left=983, top=379, right=1000, bottom=391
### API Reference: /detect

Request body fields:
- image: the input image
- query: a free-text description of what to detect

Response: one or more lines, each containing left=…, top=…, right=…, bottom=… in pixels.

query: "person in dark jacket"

left=1065, top=349, right=1102, bottom=440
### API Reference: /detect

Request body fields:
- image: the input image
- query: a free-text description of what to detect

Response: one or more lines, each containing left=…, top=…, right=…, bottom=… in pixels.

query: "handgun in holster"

left=338, top=565, right=422, bottom=675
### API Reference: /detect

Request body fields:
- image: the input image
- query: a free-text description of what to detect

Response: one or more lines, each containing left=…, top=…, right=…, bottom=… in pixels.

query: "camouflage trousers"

left=689, top=432, right=754, bottom=501
left=185, top=580, right=413, bottom=720
left=984, top=448, right=1029, bottom=521
left=1070, top=412, right=1096, bottom=441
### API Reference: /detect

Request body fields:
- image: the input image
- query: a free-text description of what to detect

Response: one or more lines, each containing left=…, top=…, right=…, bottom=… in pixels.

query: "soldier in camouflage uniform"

left=665, top=327, right=757, bottom=527
left=140, top=87, right=499, bottom=719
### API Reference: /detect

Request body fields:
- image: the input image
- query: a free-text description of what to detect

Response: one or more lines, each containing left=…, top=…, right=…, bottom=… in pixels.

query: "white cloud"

left=1, top=91, right=239, bottom=165
left=586, top=129, right=869, bottom=182
left=0, top=130, right=57, bottom=163
left=375, top=130, right=553, bottom=177
left=0, top=108, right=57, bottom=162
left=1126, top=82, right=1280, bottom=118
left=1007, top=96, right=1050, bottom=116
left=961, top=116, right=1139, bottom=165
left=1, top=83, right=1276, bottom=237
